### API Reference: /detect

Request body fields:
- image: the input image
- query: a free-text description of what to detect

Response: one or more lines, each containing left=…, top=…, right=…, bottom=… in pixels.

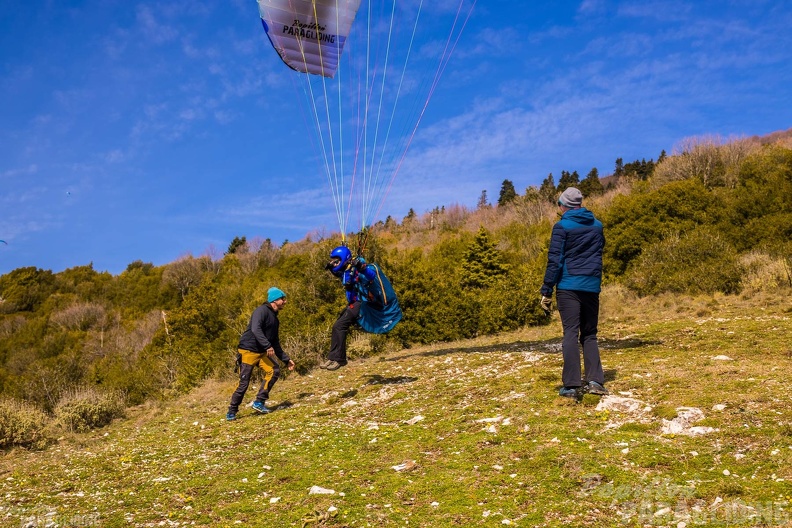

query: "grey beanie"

left=558, top=187, right=583, bottom=208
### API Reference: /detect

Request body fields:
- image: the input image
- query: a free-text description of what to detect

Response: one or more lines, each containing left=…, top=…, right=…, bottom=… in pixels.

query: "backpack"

left=356, top=264, right=402, bottom=334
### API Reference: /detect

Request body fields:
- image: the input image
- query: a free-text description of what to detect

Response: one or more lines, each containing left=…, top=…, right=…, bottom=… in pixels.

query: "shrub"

left=0, top=398, right=50, bottom=449
left=603, top=179, right=719, bottom=277
left=282, top=329, right=331, bottom=372
left=624, top=228, right=743, bottom=296
left=54, top=387, right=125, bottom=433
left=739, top=251, right=792, bottom=292
left=50, top=302, right=107, bottom=331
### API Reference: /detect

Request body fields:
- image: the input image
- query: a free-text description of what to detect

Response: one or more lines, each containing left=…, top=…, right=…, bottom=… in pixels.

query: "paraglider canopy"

left=257, top=0, right=362, bottom=78
left=256, top=0, right=476, bottom=238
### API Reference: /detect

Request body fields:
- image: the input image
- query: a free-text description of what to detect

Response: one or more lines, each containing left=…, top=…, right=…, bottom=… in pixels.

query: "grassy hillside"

left=2, top=286, right=791, bottom=527
left=3, top=135, right=791, bottom=424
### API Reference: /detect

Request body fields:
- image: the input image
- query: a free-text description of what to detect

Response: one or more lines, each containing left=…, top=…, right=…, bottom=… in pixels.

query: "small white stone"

left=309, top=486, right=335, bottom=495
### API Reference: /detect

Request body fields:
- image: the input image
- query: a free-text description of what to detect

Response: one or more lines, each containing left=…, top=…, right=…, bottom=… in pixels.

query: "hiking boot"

left=252, top=401, right=271, bottom=414
left=226, top=412, right=237, bottom=421
left=325, top=360, right=346, bottom=371
left=585, top=381, right=609, bottom=395
left=559, top=386, right=579, bottom=398
left=319, top=359, right=333, bottom=369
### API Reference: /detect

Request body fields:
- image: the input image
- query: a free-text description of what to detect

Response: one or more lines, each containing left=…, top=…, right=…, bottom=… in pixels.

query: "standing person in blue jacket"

left=226, top=287, right=295, bottom=421
left=321, top=245, right=402, bottom=371
left=541, top=187, right=608, bottom=398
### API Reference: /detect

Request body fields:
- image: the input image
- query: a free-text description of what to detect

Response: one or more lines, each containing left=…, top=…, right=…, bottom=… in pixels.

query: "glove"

left=352, top=256, right=367, bottom=271
left=540, top=295, right=552, bottom=313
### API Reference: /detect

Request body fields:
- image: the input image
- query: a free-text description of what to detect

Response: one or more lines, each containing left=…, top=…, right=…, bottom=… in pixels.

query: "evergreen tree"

left=226, top=236, right=247, bottom=255
left=538, top=173, right=556, bottom=203
left=477, top=190, right=490, bottom=209
left=624, top=158, right=656, bottom=180
left=614, top=158, right=625, bottom=179
left=461, top=227, right=509, bottom=288
left=0, top=267, right=56, bottom=312
left=497, top=179, right=518, bottom=206
left=579, top=167, right=604, bottom=197
left=557, top=170, right=580, bottom=193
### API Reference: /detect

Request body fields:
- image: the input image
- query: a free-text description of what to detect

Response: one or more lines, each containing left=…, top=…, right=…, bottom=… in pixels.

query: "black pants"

left=556, top=290, right=604, bottom=388
left=328, top=301, right=361, bottom=363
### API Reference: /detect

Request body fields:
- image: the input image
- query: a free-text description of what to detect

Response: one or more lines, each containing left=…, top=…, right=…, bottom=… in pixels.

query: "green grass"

left=2, top=289, right=792, bottom=527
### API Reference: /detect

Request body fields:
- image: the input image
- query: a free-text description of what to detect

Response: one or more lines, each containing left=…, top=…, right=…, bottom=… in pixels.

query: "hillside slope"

left=2, top=288, right=792, bottom=527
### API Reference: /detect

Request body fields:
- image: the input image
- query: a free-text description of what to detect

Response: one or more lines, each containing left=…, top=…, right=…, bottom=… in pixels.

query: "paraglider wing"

left=0, top=240, right=7, bottom=245
left=257, top=0, right=362, bottom=78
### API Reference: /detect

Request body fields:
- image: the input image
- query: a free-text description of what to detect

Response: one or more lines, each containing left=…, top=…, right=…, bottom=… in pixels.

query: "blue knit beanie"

left=267, top=287, right=286, bottom=303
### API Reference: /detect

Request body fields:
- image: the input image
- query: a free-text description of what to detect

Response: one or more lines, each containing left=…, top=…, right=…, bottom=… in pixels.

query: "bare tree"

left=50, top=302, right=107, bottom=331
left=653, top=135, right=758, bottom=189
left=162, top=255, right=204, bottom=300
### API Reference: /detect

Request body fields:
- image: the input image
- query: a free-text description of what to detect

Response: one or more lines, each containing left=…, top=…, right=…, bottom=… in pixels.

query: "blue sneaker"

left=226, top=412, right=237, bottom=421
left=559, top=386, right=579, bottom=398
left=252, top=401, right=271, bottom=414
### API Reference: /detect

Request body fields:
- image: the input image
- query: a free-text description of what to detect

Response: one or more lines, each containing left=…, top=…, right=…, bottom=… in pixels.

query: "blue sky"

left=1, top=0, right=791, bottom=275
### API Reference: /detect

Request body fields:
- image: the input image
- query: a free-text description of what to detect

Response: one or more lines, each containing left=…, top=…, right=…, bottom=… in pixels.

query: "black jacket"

left=237, top=303, right=290, bottom=363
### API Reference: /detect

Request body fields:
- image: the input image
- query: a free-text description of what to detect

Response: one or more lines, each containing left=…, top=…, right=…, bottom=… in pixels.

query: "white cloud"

left=1, top=164, right=39, bottom=179
left=136, top=5, right=179, bottom=44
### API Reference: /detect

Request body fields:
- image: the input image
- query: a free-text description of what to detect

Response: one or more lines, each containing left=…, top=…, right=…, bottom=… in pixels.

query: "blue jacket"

left=541, top=207, right=604, bottom=296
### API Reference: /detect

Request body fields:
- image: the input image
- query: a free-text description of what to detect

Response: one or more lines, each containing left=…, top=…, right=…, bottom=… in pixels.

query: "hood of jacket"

left=562, top=207, right=596, bottom=225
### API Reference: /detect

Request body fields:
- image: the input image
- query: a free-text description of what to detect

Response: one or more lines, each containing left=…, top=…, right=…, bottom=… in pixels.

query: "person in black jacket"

left=226, top=287, right=295, bottom=421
